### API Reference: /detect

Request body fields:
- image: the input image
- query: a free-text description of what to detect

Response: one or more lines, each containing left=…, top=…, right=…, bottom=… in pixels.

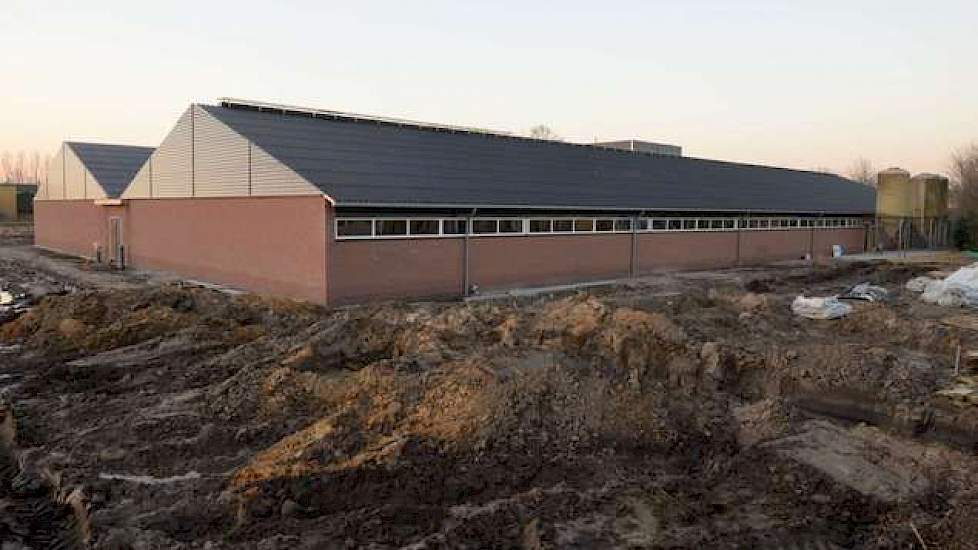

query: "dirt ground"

left=1, top=235, right=978, bottom=549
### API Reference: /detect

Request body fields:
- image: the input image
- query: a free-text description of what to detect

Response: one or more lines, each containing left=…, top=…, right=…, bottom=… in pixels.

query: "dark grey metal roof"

left=67, top=142, right=154, bottom=198
left=201, top=104, right=876, bottom=214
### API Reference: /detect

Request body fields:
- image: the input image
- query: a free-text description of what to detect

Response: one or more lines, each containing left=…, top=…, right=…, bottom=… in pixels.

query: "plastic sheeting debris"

left=905, top=277, right=934, bottom=293
left=907, top=263, right=978, bottom=308
left=841, top=282, right=888, bottom=302
left=792, top=296, right=853, bottom=320
left=0, top=289, right=31, bottom=324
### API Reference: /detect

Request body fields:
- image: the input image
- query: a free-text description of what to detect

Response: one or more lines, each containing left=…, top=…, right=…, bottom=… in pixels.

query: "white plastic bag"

left=905, top=277, right=934, bottom=293
left=918, top=263, right=978, bottom=308
left=791, top=296, right=853, bottom=320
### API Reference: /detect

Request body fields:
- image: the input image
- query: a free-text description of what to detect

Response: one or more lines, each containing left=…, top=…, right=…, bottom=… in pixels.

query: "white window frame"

left=334, top=215, right=869, bottom=240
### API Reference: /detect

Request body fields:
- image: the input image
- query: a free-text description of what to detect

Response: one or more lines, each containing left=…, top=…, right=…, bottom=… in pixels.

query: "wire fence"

left=867, top=216, right=951, bottom=251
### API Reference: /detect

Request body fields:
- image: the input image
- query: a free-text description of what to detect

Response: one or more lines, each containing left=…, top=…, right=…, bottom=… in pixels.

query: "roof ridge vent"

left=217, top=97, right=511, bottom=137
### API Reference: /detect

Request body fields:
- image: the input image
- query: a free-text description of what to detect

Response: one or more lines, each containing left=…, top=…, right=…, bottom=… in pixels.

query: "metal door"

left=108, top=217, right=124, bottom=268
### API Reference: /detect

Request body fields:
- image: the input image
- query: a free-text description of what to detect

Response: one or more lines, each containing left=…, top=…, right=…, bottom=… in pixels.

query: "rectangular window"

left=473, top=220, right=498, bottom=234
left=553, top=219, right=573, bottom=232
left=724, top=219, right=735, bottom=229
left=711, top=219, right=724, bottom=229
left=748, top=219, right=759, bottom=228
left=336, top=219, right=372, bottom=237
left=683, top=219, right=696, bottom=230
left=376, top=220, right=407, bottom=236
left=789, top=219, right=799, bottom=227
left=529, top=219, right=552, bottom=233
left=498, top=219, right=523, bottom=233
left=614, top=219, right=632, bottom=232
left=696, top=219, right=710, bottom=230
left=652, top=219, right=667, bottom=231
left=758, top=219, right=770, bottom=229
left=668, top=219, right=683, bottom=230
left=409, top=219, right=439, bottom=235
left=596, top=219, right=614, bottom=232
left=574, top=219, right=594, bottom=232
left=443, top=219, right=467, bottom=235
left=636, top=219, right=649, bottom=231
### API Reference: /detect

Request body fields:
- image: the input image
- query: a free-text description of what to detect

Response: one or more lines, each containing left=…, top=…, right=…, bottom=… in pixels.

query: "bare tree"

left=0, top=150, right=46, bottom=183
left=0, top=152, right=13, bottom=183
left=528, top=125, right=562, bottom=141
left=950, top=144, right=978, bottom=213
left=846, top=157, right=876, bottom=186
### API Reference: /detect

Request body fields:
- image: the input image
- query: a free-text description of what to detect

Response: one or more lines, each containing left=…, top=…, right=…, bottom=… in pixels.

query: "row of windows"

left=336, top=216, right=867, bottom=239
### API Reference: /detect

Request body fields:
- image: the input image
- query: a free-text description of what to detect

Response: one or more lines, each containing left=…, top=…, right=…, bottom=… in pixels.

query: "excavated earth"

left=1, top=244, right=978, bottom=549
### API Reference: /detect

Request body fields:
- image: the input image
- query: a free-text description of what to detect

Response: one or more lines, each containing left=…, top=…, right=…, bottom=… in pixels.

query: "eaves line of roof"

left=332, top=200, right=874, bottom=215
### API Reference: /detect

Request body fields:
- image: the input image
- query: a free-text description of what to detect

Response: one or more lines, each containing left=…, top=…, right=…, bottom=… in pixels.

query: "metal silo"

left=876, top=167, right=913, bottom=217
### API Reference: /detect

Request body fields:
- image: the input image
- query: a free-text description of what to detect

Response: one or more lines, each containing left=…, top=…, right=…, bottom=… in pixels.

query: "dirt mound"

left=3, top=256, right=978, bottom=548
left=1, top=284, right=320, bottom=358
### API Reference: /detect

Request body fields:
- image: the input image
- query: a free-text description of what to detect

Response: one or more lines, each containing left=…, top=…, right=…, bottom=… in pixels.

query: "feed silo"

left=876, top=167, right=913, bottom=218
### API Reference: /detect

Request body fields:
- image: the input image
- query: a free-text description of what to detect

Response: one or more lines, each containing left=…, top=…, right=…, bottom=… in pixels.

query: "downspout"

left=736, top=211, right=747, bottom=266
left=808, top=212, right=825, bottom=266
left=463, top=208, right=476, bottom=297
left=323, top=194, right=336, bottom=306
left=630, top=211, right=643, bottom=279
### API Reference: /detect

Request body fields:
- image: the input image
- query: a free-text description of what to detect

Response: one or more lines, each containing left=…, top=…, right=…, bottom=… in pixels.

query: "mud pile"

left=1, top=260, right=977, bottom=548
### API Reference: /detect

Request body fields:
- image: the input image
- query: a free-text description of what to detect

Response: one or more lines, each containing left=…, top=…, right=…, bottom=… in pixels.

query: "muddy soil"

left=1, top=242, right=977, bottom=549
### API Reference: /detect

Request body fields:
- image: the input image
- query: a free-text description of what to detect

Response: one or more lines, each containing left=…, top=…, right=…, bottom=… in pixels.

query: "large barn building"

left=35, top=99, right=876, bottom=305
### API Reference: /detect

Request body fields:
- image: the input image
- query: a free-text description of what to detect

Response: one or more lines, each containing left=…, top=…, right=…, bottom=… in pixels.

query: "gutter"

left=332, top=201, right=875, bottom=216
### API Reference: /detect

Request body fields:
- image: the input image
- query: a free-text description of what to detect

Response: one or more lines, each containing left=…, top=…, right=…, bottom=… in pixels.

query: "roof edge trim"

left=334, top=201, right=875, bottom=215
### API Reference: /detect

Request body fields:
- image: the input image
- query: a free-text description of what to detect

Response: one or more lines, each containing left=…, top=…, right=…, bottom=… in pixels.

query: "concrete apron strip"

left=465, top=278, right=626, bottom=301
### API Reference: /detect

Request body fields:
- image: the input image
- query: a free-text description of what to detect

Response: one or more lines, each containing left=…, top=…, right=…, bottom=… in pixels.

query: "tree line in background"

left=949, top=144, right=978, bottom=249
left=0, top=150, right=47, bottom=184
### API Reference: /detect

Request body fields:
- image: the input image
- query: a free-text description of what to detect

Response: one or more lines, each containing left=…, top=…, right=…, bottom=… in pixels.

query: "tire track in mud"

left=0, top=403, right=87, bottom=549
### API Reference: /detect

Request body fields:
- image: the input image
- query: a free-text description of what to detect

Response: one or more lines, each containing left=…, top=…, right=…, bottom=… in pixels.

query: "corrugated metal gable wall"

left=45, top=147, right=65, bottom=200
left=123, top=160, right=152, bottom=199
left=117, top=105, right=318, bottom=199
left=63, top=146, right=89, bottom=199
left=65, top=145, right=110, bottom=200
left=152, top=107, right=194, bottom=197
left=194, top=106, right=250, bottom=196
left=251, top=145, right=317, bottom=196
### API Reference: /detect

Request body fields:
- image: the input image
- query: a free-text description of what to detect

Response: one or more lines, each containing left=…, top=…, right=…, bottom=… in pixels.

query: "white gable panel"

left=251, top=145, right=319, bottom=196
left=193, top=106, right=250, bottom=197
left=122, top=159, right=152, bottom=199
left=152, top=107, right=193, bottom=198
left=46, top=147, right=65, bottom=200
left=63, top=146, right=89, bottom=199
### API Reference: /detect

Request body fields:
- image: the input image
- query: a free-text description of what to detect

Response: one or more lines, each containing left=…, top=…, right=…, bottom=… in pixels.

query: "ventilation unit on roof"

left=594, top=139, right=682, bottom=157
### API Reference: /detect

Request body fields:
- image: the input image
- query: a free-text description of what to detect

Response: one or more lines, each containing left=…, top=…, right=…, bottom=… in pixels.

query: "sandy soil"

left=1, top=234, right=977, bottom=549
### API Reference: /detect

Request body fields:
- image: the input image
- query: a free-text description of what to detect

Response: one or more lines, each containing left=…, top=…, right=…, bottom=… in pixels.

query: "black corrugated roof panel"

left=200, top=104, right=875, bottom=214
left=67, top=142, right=154, bottom=198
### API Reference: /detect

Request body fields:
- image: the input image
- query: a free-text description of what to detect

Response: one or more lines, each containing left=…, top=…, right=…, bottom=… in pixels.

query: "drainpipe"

left=463, top=208, right=476, bottom=297
left=630, top=211, right=643, bottom=278
left=736, top=211, right=746, bottom=266
left=809, top=212, right=818, bottom=265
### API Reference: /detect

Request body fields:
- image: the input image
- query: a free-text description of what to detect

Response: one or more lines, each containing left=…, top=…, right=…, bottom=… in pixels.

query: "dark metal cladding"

left=66, top=142, right=154, bottom=198
left=200, top=104, right=876, bottom=214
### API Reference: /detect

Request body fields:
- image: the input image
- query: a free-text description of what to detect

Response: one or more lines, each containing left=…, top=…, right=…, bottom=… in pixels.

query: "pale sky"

left=2, top=0, right=976, bottom=176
